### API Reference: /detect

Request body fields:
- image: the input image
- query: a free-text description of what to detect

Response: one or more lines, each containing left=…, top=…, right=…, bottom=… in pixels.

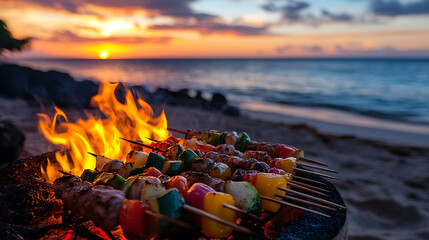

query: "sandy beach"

left=1, top=96, right=428, bottom=240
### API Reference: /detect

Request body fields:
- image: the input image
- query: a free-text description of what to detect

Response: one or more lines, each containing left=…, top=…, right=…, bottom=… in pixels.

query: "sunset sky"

left=1, top=0, right=429, bottom=59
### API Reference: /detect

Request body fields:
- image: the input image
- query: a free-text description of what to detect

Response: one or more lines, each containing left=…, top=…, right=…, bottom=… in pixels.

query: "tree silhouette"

left=0, top=20, right=30, bottom=54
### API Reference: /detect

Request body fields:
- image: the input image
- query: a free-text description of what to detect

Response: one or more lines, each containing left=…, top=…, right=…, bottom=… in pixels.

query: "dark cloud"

left=303, top=45, right=324, bottom=53
left=49, top=30, right=171, bottom=44
left=370, top=0, right=429, bottom=16
left=149, top=22, right=269, bottom=36
left=336, top=45, right=429, bottom=57
left=321, top=9, right=354, bottom=22
left=262, top=0, right=356, bottom=24
left=14, top=0, right=216, bottom=20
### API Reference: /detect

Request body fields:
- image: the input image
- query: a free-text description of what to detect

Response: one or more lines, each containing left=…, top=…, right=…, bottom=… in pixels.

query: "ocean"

left=15, top=58, right=429, bottom=128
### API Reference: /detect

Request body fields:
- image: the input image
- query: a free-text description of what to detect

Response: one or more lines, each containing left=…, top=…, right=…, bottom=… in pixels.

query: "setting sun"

left=99, top=51, right=109, bottom=59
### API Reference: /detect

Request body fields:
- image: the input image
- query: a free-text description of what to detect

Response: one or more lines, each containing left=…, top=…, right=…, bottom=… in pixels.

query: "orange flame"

left=38, top=82, right=169, bottom=182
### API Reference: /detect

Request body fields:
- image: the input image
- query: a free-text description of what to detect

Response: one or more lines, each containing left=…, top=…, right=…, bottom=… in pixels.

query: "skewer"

left=278, top=187, right=346, bottom=209
left=273, top=194, right=336, bottom=211
left=292, top=175, right=326, bottom=185
left=289, top=180, right=330, bottom=193
left=300, top=157, right=328, bottom=167
left=87, top=152, right=99, bottom=158
left=146, top=137, right=161, bottom=143
left=259, top=195, right=330, bottom=218
left=32, top=176, right=54, bottom=188
left=58, top=168, right=259, bottom=221
left=119, top=137, right=166, bottom=152
left=166, top=127, right=328, bottom=167
left=168, top=128, right=187, bottom=135
left=222, top=203, right=260, bottom=221
left=283, top=182, right=327, bottom=197
left=294, top=168, right=338, bottom=180
left=296, top=162, right=338, bottom=174
left=31, top=177, right=216, bottom=236
left=182, top=204, right=262, bottom=238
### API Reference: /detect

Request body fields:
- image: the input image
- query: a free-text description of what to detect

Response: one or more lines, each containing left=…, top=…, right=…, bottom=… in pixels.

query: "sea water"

left=15, top=58, right=429, bottom=126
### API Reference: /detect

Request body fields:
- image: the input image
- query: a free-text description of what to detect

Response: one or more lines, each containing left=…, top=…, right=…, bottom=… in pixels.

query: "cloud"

left=303, top=45, right=324, bottom=53
left=261, top=0, right=356, bottom=25
left=149, top=22, right=269, bottom=36
left=12, top=0, right=216, bottom=20
left=49, top=30, right=171, bottom=44
left=370, top=0, right=429, bottom=16
left=321, top=9, right=354, bottom=22
left=336, top=45, right=429, bottom=57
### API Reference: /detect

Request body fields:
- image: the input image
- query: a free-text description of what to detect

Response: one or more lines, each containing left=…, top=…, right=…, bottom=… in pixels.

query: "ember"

left=37, top=83, right=169, bottom=182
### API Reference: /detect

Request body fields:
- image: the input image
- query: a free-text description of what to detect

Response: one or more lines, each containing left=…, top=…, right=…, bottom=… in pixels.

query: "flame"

left=38, top=82, right=169, bottom=182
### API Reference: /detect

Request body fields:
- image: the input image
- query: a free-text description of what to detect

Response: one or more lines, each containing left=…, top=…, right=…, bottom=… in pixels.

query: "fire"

left=38, top=82, right=169, bottom=182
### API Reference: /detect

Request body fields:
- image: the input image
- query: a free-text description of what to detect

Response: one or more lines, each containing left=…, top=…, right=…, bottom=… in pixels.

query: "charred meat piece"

left=256, top=143, right=281, bottom=158
left=204, top=151, right=220, bottom=160
left=227, top=156, right=256, bottom=172
left=243, top=151, right=273, bottom=164
left=192, top=158, right=214, bottom=173
left=231, top=169, right=246, bottom=181
left=185, top=129, right=202, bottom=139
left=215, top=144, right=243, bottom=157
left=250, top=161, right=270, bottom=172
left=181, top=171, right=213, bottom=187
left=101, top=160, right=124, bottom=173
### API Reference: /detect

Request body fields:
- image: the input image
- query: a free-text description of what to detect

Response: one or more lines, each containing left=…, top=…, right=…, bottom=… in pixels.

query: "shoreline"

left=239, top=101, right=429, bottom=148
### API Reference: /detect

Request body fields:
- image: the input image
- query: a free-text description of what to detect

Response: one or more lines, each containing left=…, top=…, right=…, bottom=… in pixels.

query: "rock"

left=210, top=92, right=228, bottom=109
left=0, top=121, right=25, bottom=166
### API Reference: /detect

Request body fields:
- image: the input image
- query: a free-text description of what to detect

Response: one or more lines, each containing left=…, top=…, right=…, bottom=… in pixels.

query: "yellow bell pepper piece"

left=202, top=192, right=237, bottom=238
left=209, top=162, right=231, bottom=180
left=254, top=173, right=287, bottom=212
left=275, top=157, right=297, bottom=174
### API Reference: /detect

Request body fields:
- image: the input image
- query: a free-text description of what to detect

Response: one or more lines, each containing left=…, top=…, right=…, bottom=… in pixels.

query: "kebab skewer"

left=118, top=139, right=336, bottom=199
left=88, top=148, right=343, bottom=215
left=33, top=175, right=263, bottom=239
left=168, top=128, right=327, bottom=166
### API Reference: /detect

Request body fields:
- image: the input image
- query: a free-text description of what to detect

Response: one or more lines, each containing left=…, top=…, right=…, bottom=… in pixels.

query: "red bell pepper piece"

left=279, top=144, right=297, bottom=158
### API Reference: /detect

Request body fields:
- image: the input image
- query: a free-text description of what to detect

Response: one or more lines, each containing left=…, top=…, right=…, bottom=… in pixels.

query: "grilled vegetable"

left=146, top=152, right=166, bottom=171
left=185, top=182, right=215, bottom=210
left=93, top=172, right=125, bottom=189
left=254, top=173, right=287, bottom=212
left=162, top=160, right=185, bottom=176
left=164, top=175, right=189, bottom=197
left=209, top=162, right=231, bottom=180
left=179, top=150, right=199, bottom=170
left=157, top=188, right=185, bottom=237
left=235, top=132, right=250, bottom=152
left=224, top=181, right=262, bottom=216
left=166, top=144, right=185, bottom=160
left=95, top=155, right=112, bottom=171
left=202, top=192, right=237, bottom=238
left=126, top=150, right=149, bottom=169
left=272, top=157, right=297, bottom=175
left=80, top=169, right=99, bottom=183
left=119, top=199, right=152, bottom=237
left=202, top=132, right=221, bottom=146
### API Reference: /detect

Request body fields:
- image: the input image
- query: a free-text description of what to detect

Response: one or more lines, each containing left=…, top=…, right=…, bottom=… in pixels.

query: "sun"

left=99, top=51, right=109, bottom=59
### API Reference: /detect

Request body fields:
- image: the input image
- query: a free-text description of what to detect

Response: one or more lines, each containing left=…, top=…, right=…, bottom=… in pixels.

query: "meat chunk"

left=243, top=151, right=273, bottom=164
left=191, top=158, right=214, bottom=173
left=250, top=161, right=270, bottom=172
left=227, top=156, right=256, bottom=172
left=101, top=160, right=124, bottom=173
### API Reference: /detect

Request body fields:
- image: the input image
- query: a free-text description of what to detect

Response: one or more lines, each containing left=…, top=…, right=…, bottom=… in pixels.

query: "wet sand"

left=1, top=97, right=428, bottom=240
